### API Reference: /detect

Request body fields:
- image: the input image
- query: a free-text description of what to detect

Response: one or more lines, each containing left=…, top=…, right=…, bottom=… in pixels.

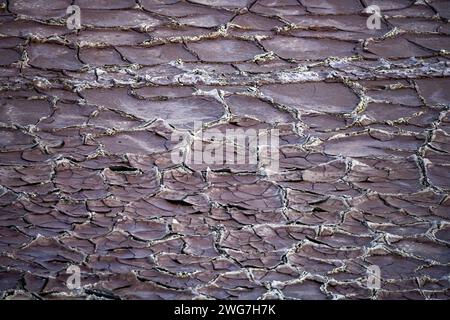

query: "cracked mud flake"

left=0, top=20, right=68, bottom=38
left=425, top=162, right=450, bottom=190
left=139, top=0, right=234, bottom=28
left=323, top=131, right=424, bottom=157
left=135, top=85, right=194, bottom=99
left=261, top=82, right=358, bottom=113
left=1, top=0, right=450, bottom=301
left=262, top=37, right=356, bottom=60
left=428, top=0, right=450, bottom=20
left=391, top=237, right=450, bottom=264
left=89, top=110, right=145, bottom=131
left=288, top=243, right=362, bottom=274
left=55, top=166, right=107, bottom=200
left=0, top=128, right=35, bottom=151
left=364, top=103, right=422, bottom=122
left=430, top=130, right=450, bottom=152
left=364, top=36, right=433, bottom=59
left=207, top=173, right=282, bottom=205
left=225, top=94, right=296, bottom=123
left=252, top=265, right=299, bottom=283
left=116, top=44, right=197, bottom=65
left=38, top=103, right=96, bottom=130
left=0, top=37, right=26, bottom=49
left=0, top=163, right=53, bottom=192
left=81, top=10, right=161, bottom=28
left=286, top=15, right=388, bottom=40
left=79, top=48, right=128, bottom=67
left=118, top=218, right=167, bottom=242
left=347, top=157, right=422, bottom=193
left=389, top=5, right=438, bottom=18
left=149, top=25, right=215, bottom=40
left=0, top=49, right=20, bottom=66
left=73, top=0, right=136, bottom=9
left=163, top=168, right=207, bottom=192
left=231, top=12, right=284, bottom=30
left=69, top=30, right=148, bottom=47
left=156, top=254, right=237, bottom=274
left=104, top=168, right=160, bottom=201
left=366, top=87, right=422, bottom=106
left=81, top=87, right=224, bottom=127
left=250, top=0, right=306, bottom=16
left=207, top=181, right=283, bottom=210
left=187, top=39, right=264, bottom=63
left=27, top=43, right=83, bottom=71
left=407, top=34, right=450, bottom=52
left=189, top=0, right=252, bottom=8
left=0, top=99, right=52, bottom=126
left=0, top=227, right=31, bottom=251
left=388, top=18, right=445, bottom=33
left=97, top=131, right=170, bottom=155
left=299, top=159, right=347, bottom=183
left=416, top=78, right=450, bottom=106
left=364, top=0, right=415, bottom=11
left=299, top=0, right=363, bottom=14
left=197, top=271, right=266, bottom=299
left=278, top=280, right=328, bottom=299
left=14, top=237, right=84, bottom=276
left=302, top=113, right=348, bottom=135
left=9, top=0, right=71, bottom=19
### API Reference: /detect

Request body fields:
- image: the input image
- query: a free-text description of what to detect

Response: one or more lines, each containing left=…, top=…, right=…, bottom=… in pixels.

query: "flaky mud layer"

left=0, top=0, right=449, bottom=300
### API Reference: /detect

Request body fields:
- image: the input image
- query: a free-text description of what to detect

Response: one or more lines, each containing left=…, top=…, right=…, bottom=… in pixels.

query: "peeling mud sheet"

left=0, top=0, right=450, bottom=300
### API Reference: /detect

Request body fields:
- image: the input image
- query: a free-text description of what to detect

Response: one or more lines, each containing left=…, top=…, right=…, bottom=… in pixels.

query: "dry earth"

left=0, top=0, right=449, bottom=300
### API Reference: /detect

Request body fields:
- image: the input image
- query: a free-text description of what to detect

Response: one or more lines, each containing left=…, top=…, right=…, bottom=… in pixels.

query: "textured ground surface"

left=0, top=0, right=450, bottom=300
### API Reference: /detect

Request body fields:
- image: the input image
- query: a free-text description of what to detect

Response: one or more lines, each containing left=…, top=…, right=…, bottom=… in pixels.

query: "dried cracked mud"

left=0, top=0, right=450, bottom=300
